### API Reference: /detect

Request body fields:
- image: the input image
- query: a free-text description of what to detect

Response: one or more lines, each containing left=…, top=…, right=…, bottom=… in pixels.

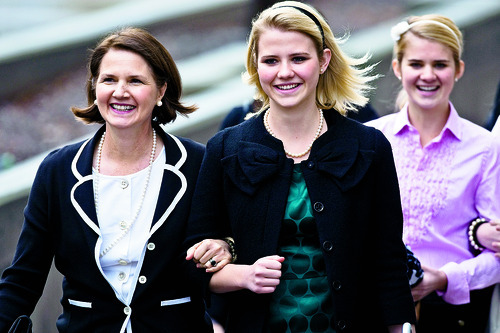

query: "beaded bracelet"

left=468, top=217, right=488, bottom=255
left=223, top=237, right=237, bottom=263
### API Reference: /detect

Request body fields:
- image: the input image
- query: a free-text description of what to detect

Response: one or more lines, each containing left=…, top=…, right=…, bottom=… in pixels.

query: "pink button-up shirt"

left=367, top=103, right=500, bottom=304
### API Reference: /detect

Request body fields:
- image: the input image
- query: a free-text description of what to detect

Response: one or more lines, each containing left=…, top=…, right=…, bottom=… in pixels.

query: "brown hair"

left=71, top=27, right=196, bottom=124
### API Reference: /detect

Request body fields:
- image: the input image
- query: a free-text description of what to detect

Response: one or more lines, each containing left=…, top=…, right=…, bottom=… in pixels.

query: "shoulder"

left=208, top=114, right=262, bottom=148
left=38, top=139, right=89, bottom=170
left=174, top=135, right=205, bottom=155
left=364, top=112, right=399, bottom=134
left=330, top=112, right=391, bottom=150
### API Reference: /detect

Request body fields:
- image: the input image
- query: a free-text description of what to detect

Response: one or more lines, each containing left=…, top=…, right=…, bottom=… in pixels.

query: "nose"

left=112, top=81, right=130, bottom=98
left=277, top=61, right=294, bottom=79
left=420, top=65, right=436, bottom=81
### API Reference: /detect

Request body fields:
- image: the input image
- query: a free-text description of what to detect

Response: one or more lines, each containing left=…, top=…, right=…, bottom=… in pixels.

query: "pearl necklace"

left=94, top=129, right=157, bottom=258
left=264, top=108, right=324, bottom=158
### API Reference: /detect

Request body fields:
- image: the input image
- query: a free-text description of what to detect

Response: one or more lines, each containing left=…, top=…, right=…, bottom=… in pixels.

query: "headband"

left=391, top=19, right=461, bottom=52
left=275, top=5, right=326, bottom=50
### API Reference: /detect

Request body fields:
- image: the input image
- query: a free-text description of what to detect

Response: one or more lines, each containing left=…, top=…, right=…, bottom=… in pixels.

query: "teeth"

left=277, top=84, right=299, bottom=90
left=418, top=86, right=438, bottom=91
left=111, top=104, right=134, bottom=111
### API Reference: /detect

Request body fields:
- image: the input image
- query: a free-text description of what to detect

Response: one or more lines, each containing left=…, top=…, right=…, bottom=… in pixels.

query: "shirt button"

left=313, top=202, right=324, bottom=212
left=118, top=272, right=127, bottom=281
left=120, top=179, right=129, bottom=189
left=147, top=242, right=156, bottom=251
left=119, top=221, right=128, bottom=230
left=124, top=306, right=131, bottom=315
left=138, top=276, right=147, bottom=284
left=458, top=320, right=465, bottom=327
left=118, top=259, right=128, bottom=266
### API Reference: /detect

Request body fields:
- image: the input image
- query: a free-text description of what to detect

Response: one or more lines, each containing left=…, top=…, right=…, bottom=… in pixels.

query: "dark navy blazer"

left=187, top=110, right=416, bottom=332
left=0, top=125, right=213, bottom=333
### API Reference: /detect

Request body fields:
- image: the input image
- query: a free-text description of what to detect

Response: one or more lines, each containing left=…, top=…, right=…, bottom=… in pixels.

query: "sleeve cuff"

left=438, top=262, right=470, bottom=305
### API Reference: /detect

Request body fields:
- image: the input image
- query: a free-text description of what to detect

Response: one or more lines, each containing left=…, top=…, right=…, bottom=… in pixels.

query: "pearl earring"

left=455, top=78, right=458, bottom=82
left=94, top=99, right=98, bottom=105
left=157, top=100, right=163, bottom=107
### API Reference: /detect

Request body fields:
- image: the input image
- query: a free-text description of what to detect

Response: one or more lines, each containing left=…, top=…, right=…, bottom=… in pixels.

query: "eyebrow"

left=407, top=58, right=451, bottom=62
left=260, top=51, right=311, bottom=58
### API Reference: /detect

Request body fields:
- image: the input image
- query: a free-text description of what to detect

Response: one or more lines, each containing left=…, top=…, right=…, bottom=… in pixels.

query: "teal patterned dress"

left=266, top=164, right=336, bottom=333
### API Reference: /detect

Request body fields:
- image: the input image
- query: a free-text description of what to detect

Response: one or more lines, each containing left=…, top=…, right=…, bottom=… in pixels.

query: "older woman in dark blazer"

left=0, top=27, right=228, bottom=332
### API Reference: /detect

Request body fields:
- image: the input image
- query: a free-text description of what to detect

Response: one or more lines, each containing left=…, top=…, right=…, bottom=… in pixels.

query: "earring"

left=157, top=100, right=163, bottom=107
left=397, top=76, right=401, bottom=80
left=94, top=99, right=98, bottom=105
left=455, top=78, right=458, bottom=82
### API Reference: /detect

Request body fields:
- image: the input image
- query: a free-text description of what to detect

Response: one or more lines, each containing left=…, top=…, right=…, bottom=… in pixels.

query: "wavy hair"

left=71, top=27, right=196, bottom=124
left=244, top=1, right=377, bottom=115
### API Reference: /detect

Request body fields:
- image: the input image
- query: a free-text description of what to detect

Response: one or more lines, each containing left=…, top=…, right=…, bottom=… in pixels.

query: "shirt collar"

left=392, top=102, right=462, bottom=141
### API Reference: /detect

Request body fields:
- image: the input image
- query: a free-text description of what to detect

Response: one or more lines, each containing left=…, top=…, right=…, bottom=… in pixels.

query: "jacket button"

left=124, top=306, right=131, bottom=315
left=138, top=276, right=147, bottom=284
left=322, top=241, right=333, bottom=252
left=147, top=242, right=155, bottom=251
left=307, top=161, right=315, bottom=169
left=313, top=202, right=324, bottom=212
left=332, top=280, right=342, bottom=291
left=337, top=320, right=347, bottom=330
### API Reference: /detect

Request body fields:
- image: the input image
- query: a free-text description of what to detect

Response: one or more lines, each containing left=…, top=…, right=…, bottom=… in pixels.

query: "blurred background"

left=0, top=0, right=498, bottom=331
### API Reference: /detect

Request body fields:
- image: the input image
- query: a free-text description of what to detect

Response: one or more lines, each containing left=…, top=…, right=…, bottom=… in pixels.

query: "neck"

left=407, top=103, right=450, bottom=147
left=96, top=126, right=159, bottom=175
left=265, top=106, right=325, bottom=161
left=267, top=104, right=320, bottom=138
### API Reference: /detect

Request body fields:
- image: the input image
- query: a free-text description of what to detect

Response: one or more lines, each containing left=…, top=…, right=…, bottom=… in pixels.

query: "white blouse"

left=93, top=147, right=165, bottom=332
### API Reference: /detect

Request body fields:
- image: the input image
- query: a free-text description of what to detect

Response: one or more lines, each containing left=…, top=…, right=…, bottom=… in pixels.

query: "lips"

left=276, top=83, right=300, bottom=91
left=417, top=85, right=439, bottom=92
left=110, top=103, right=135, bottom=112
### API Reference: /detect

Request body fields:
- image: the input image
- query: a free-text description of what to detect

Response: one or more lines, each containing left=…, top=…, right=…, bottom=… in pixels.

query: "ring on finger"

left=209, top=259, right=217, bottom=267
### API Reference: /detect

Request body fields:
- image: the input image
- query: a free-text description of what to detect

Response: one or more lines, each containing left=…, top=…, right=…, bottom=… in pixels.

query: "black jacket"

left=187, top=110, right=416, bottom=332
left=0, top=125, right=213, bottom=333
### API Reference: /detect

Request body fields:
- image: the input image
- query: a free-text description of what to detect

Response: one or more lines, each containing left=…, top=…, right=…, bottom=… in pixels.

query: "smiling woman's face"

left=95, top=48, right=165, bottom=131
left=393, top=33, right=463, bottom=114
left=257, top=28, right=329, bottom=111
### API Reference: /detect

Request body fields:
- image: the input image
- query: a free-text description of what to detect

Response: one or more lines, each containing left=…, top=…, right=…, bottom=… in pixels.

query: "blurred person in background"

left=366, top=14, right=500, bottom=332
left=0, top=27, right=231, bottom=333
left=186, top=1, right=416, bottom=332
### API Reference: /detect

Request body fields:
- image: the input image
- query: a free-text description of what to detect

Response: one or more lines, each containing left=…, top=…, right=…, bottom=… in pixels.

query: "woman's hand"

left=242, top=255, right=284, bottom=294
left=411, top=264, right=447, bottom=302
left=208, top=255, right=284, bottom=294
left=186, top=239, right=231, bottom=273
left=477, top=220, right=500, bottom=256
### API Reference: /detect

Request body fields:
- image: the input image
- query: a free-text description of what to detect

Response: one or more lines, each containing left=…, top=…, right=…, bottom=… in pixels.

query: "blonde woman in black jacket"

left=186, top=2, right=416, bottom=332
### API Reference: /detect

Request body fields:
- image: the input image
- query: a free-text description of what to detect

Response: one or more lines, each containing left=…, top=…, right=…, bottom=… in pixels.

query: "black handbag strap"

left=8, top=315, right=33, bottom=333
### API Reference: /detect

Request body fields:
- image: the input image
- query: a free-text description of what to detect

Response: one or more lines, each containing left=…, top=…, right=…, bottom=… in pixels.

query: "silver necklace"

left=264, top=108, right=324, bottom=158
left=94, top=129, right=157, bottom=258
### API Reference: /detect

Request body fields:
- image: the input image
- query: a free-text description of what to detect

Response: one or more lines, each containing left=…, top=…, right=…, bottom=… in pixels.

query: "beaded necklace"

left=264, top=108, right=324, bottom=158
left=94, top=129, right=156, bottom=258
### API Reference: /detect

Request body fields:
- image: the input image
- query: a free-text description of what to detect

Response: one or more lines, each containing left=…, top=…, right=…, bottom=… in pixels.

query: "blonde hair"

left=244, top=1, right=377, bottom=116
left=392, top=14, right=464, bottom=110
